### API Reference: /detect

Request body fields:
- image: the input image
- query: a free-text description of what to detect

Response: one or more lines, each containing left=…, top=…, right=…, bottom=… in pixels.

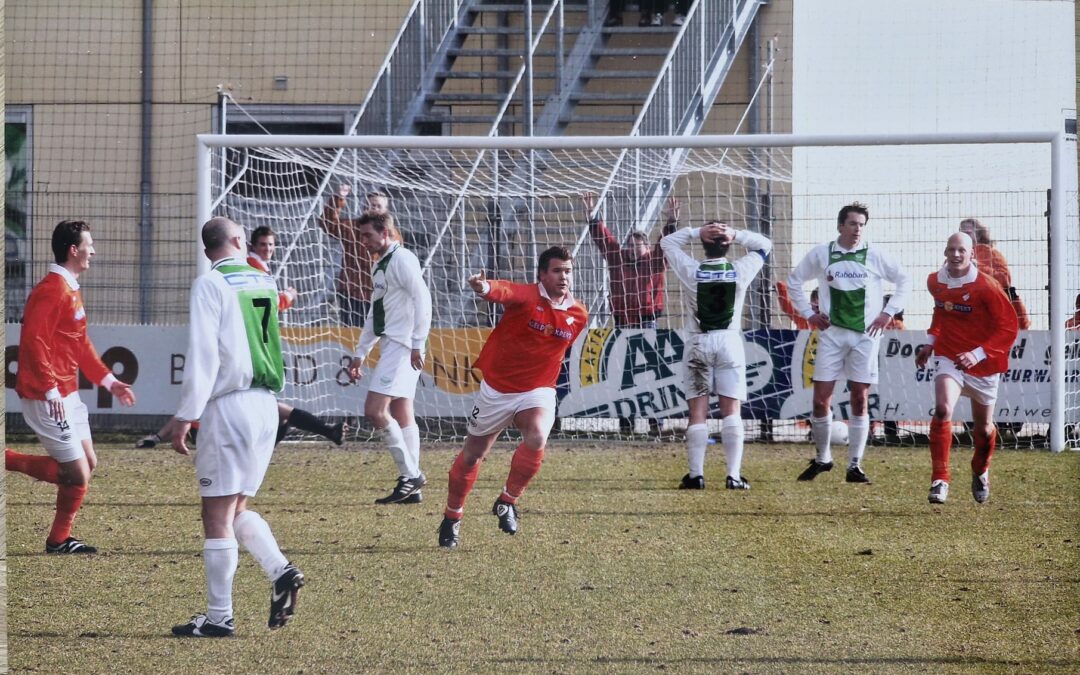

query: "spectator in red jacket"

left=582, top=192, right=678, bottom=328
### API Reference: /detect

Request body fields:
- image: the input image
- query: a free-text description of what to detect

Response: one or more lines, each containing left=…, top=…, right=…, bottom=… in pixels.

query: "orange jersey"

left=16, top=267, right=111, bottom=400
left=972, top=244, right=1012, bottom=290
left=775, top=281, right=811, bottom=330
left=474, top=281, right=589, bottom=393
left=926, top=267, right=1018, bottom=377
left=246, top=254, right=295, bottom=310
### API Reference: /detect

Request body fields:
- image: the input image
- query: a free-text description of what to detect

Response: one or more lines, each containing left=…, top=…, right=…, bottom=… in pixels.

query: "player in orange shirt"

left=1066, top=293, right=1080, bottom=331
left=438, top=246, right=589, bottom=549
left=959, top=218, right=1030, bottom=330
left=7, top=220, right=137, bottom=554
left=774, top=282, right=817, bottom=330
left=914, top=232, right=1019, bottom=505
left=135, top=226, right=344, bottom=449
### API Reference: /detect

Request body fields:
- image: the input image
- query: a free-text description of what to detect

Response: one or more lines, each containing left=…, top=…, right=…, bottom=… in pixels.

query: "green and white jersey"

left=660, top=227, right=773, bottom=334
left=787, top=240, right=911, bottom=333
left=357, top=242, right=433, bottom=357
left=176, top=256, right=284, bottom=421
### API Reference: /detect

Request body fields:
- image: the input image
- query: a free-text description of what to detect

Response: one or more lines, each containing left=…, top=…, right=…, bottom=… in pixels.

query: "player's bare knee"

left=812, top=398, right=832, bottom=417
left=521, top=429, right=548, bottom=451
left=58, top=463, right=90, bottom=486
left=932, top=404, right=953, bottom=421
left=364, top=404, right=390, bottom=427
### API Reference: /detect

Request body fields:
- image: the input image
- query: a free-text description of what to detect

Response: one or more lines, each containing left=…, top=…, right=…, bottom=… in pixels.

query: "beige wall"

left=7, top=0, right=795, bottom=322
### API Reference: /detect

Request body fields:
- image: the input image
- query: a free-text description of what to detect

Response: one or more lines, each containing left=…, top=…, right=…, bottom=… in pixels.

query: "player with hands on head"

left=914, top=231, right=1019, bottom=504
left=437, top=247, right=588, bottom=549
left=7, top=219, right=136, bottom=555
left=346, top=211, right=433, bottom=505
left=787, top=202, right=911, bottom=484
left=660, top=219, right=772, bottom=491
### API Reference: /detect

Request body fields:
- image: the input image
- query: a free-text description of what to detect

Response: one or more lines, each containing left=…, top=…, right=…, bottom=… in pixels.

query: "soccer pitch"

left=6, top=442, right=1079, bottom=673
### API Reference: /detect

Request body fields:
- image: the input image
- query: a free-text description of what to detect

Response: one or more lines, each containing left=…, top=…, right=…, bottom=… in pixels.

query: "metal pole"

left=200, top=131, right=1061, bottom=150
left=139, top=0, right=153, bottom=323
left=195, top=139, right=212, bottom=277
left=525, top=0, right=535, bottom=137
left=1049, top=131, right=1067, bottom=452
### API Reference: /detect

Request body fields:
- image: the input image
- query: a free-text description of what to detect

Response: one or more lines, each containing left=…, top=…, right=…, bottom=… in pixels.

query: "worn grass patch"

left=6, top=442, right=1079, bottom=673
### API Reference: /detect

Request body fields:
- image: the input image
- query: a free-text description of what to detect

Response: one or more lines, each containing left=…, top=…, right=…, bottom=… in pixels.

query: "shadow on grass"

left=485, top=656, right=1080, bottom=668
left=532, top=508, right=923, bottom=518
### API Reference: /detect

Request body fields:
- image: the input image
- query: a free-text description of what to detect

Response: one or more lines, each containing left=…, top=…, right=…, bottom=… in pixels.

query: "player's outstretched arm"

left=468, top=270, right=490, bottom=296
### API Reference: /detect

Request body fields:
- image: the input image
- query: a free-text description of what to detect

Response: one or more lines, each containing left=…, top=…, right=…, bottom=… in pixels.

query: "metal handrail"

left=575, top=0, right=764, bottom=321
left=421, top=0, right=566, bottom=274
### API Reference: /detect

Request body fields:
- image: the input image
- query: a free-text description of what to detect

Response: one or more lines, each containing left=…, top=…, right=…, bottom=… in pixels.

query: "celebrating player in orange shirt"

left=7, top=220, right=136, bottom=554
left=915, top=232, right=1019, bottom=505
left=438, top=246, right=589, bottom=549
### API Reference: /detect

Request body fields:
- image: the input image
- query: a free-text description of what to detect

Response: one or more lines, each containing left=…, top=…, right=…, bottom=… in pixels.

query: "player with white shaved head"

left=915, top=231, right=1019, bottom=504
left=164, top=216, right=304, bottom=637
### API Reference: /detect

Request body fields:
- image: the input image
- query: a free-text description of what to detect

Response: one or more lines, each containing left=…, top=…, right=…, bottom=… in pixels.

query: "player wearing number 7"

left=162, top=217, right=304, bottom=637
left=438, top=247, right=588, bottom=549
left=7, top=220, right=137, bottom=555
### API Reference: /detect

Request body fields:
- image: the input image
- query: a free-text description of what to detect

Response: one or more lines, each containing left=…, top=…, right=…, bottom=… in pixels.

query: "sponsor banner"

left=4, top=325, right=1066, bottom=422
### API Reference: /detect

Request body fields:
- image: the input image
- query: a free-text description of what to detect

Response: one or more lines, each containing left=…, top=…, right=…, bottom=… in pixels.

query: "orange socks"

left=6, top=449, right=60, bottom=484
left=501, top=443, right=544, bottom=505
left=445, top=451, right=482, bottom=519
left=972, top=426, right=997, bottom=476
left=47, top=483, right=88, bottom=546
left=929, top=419, right=953, bottom=483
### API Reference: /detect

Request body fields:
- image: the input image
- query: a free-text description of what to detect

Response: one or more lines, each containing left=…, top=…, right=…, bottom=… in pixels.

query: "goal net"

left=197, top=133, right=1077, bottom=451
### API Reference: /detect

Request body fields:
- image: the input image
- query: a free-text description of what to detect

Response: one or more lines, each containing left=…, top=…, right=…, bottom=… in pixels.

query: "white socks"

left=686, top=423, right=708, bottom=477
left=234, top=510, right=288, bottom=582
left=379, top=419, right=410, bottom=478
left=721, top=415, right=744, bottom=479
left=203, top=538, right=238, bottom=623
left=401, top=423, right=422, bottom=479
left=811, top=414, right=834, bottom=464
left=848, top=415, right=870, bottom=468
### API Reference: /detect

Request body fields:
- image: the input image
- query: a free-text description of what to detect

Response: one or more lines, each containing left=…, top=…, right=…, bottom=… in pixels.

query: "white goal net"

left=197, top=133, right=1077, bottom=451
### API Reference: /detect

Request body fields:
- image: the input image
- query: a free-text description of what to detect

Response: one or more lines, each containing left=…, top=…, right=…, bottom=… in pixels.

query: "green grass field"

left=6, top=441, right=1079, bottom=673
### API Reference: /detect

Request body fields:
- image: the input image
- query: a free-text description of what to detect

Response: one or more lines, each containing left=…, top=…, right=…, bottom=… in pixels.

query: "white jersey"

left=787, top=239, right=911, bottom=334
left=660, top=227, right=773, bottom=335
left=357, top=242, right=433, bottom=357
left=176, top=256, right=284, bottom=422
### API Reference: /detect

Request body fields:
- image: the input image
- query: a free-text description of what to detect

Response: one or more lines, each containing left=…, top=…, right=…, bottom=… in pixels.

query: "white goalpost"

left=195, top=131, right=1076, bottom=452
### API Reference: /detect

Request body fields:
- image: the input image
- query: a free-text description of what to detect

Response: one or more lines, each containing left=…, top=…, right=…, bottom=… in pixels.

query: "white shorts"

left=194, top=388, right=279, bottom=498
left=813, top=327, right=881, bottom=384
left=934, top=357, right=1001, bottom=407
left=682, top=331, right=747, bottom=401
left=466, top=380, right=557, bottom=437
left=21, top=392, right=92, bottom=463
left=368, top=340, right=421, bottom=399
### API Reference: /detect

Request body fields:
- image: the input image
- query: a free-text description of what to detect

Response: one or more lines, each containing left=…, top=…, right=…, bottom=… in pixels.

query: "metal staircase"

left=343, top=0, right=768, bottom=325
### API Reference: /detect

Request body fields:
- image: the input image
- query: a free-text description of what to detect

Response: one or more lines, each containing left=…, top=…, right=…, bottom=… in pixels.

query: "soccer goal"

left=195, top=132, right=1077, bottom=451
